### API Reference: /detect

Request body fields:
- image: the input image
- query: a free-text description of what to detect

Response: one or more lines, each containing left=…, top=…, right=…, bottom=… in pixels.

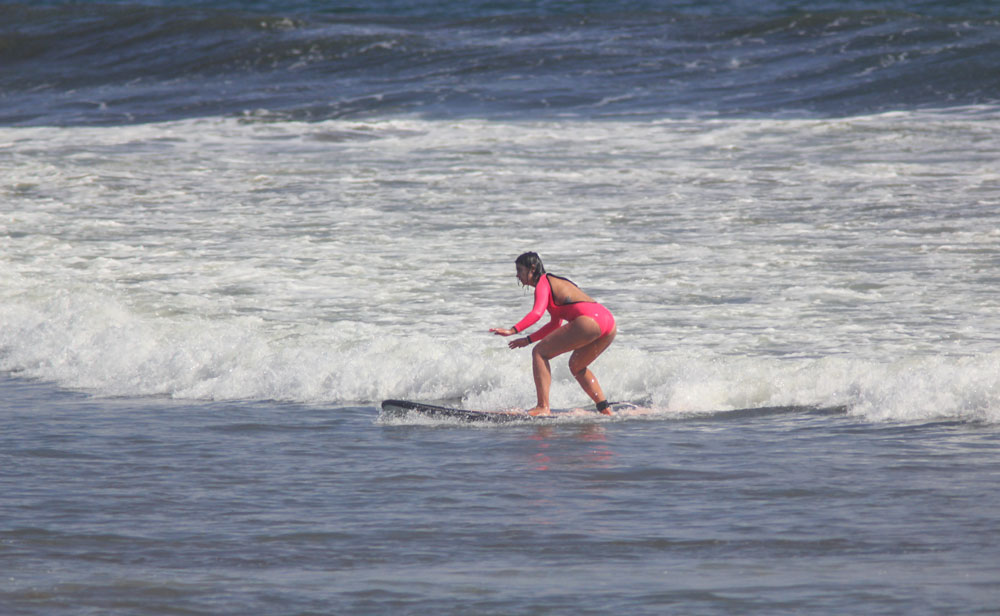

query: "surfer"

left=491, top=252, right=617, bottom=416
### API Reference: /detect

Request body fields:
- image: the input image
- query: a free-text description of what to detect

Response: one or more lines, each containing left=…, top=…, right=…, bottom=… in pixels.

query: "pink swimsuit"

left=513, top=274, right=616, bottom=343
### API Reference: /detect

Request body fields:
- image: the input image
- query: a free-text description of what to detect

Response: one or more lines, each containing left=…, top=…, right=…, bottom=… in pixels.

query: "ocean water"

left=2, top=0, right=1000, bottom=614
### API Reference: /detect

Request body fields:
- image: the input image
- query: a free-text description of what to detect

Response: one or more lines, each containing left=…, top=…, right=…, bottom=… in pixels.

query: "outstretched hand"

left=491, top=328, right=530, bottom=349
left=507, top=336, right=530, bottom=349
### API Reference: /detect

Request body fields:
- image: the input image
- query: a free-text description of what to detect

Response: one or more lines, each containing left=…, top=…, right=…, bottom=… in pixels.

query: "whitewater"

left=2, top=109, right=998, bottom=422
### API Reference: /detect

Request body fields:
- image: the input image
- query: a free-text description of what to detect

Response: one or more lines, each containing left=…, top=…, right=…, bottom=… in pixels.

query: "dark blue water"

left=2, top=0, right=999, bottom=125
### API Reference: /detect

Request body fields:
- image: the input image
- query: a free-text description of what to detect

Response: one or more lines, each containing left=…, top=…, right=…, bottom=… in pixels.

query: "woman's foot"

left=527, top=406, right=551, bottom=416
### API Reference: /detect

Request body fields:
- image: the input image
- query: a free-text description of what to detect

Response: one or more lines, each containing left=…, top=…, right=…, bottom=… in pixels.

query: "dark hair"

left=515, top=252, right=546, bottom=284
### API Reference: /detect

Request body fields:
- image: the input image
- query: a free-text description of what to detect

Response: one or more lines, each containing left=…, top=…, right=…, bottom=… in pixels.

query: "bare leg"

left=525, top=318, right=606, bottom=416
left=569, top=325, right=616, bottom=414
left=530, top=351, right=552, bottom=414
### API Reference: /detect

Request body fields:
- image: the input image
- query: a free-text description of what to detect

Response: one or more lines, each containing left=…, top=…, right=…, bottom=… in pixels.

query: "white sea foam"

left=2, top=109, right=999, bottom=421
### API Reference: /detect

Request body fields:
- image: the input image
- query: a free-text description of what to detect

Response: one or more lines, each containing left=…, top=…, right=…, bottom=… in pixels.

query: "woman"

left=491, top=252, right=617, bottom=416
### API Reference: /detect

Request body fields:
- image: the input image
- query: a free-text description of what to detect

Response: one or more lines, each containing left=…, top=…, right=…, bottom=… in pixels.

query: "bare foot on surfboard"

left=527, top=407, right=551, bottom=416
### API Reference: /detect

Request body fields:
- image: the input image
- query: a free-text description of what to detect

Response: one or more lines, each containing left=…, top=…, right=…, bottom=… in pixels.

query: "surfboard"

left=380, top=399, right=637, bottom=424
left=381, top=399, right=539, bottom=424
